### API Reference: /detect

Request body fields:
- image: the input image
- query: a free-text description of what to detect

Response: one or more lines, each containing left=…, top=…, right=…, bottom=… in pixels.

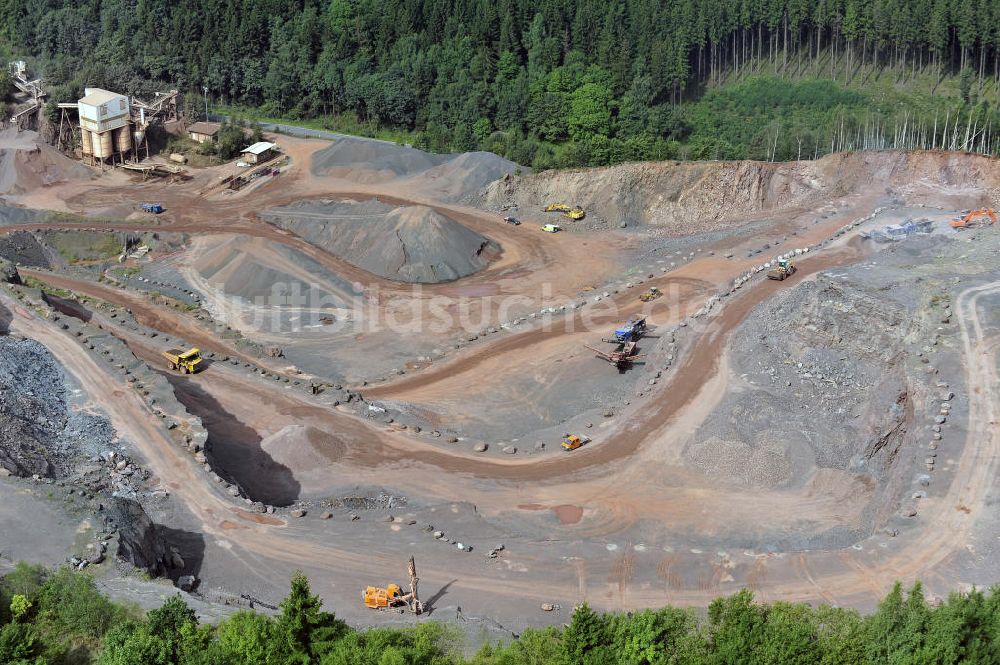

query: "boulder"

left=176, top=575, right=199, bottom=592
left=108, top=497, right=169, bottom=577
left=0, top=258, right=20, bottom=285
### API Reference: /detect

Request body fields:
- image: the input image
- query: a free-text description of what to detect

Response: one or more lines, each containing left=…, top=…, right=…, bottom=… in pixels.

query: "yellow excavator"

left=162, top=347, right=203, bottom=374
left=363, top=556, right=423, bottom=614
left=544, top=203, right=586, bottom=220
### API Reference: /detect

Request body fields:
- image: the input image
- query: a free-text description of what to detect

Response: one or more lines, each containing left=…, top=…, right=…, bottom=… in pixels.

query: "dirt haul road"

left=7, top=263, right=998, bottom=617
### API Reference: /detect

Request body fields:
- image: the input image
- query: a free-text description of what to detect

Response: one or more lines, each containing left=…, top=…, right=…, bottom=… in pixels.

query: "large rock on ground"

left=0, top=257, right=20, bottom=284
left=108, top=496, right=170, bottom=577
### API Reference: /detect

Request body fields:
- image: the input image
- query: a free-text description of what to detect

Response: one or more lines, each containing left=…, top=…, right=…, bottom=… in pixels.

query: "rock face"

left=687, top=275, right=914, bottom=491
left=0, top=337, right=114, bottom=478
left=481, top=150, right=1000, bottom=232
left=108, top=496, right=170, bottom=577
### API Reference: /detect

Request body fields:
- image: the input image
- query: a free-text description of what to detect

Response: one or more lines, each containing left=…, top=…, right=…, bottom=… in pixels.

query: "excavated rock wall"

left=0, top=336, right=115, bottom=478
left=482, top=151, right=1000, bottom=233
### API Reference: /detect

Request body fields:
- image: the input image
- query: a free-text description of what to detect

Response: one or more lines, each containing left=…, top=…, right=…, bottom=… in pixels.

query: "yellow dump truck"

left=162, top=347, right=203, bottom=374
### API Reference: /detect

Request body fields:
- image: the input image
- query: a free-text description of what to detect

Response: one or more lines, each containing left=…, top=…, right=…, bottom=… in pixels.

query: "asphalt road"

left=208, top=114, right=399, bottom=145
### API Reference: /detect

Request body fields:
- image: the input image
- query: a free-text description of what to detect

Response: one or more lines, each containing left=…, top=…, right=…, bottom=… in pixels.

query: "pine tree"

left=562, top=603, right=612, bottom=665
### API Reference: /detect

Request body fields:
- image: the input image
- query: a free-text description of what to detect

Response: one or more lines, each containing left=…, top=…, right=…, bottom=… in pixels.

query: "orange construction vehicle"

left=561, top=434, right=591, bottom=451
left=363, top=556, right=422, bottom=614
left=950, top=209, right=996, bottom=229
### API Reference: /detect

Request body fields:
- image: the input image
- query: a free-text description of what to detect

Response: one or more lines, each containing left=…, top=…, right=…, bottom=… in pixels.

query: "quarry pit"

left=1, top=127, right=999, bottom=631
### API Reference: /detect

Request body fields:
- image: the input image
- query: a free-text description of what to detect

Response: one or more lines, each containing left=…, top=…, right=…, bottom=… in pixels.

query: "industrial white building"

left=78, top=88, right=132, bottom=165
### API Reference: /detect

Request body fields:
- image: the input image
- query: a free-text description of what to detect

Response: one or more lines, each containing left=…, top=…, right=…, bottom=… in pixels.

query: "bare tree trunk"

left=783, top=14, right=788, bottom=70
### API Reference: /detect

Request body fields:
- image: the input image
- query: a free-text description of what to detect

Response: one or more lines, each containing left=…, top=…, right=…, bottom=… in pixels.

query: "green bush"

left=4, top=563, right=1000, bottom=665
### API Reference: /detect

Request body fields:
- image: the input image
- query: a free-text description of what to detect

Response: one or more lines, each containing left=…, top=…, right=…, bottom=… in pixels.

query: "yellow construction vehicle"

left=766, top=259, right=797, bottom=281
left=639, top=286, right=661, bottom=302
left=363, top=556, right=423, bottom=614
left=561, top=434, right=591, bottom=451
left=544, top=203, right=586, bottom=220
left=162, top=348, right=203, bottom=374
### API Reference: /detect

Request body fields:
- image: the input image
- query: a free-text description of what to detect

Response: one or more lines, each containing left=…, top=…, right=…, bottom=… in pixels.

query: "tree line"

left=4, top=561, right=1000, bottom=664
left=5, top=0, right=1000, bottom=166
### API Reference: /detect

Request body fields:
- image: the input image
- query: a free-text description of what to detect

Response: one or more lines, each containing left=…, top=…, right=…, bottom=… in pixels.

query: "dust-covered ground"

left=1, top=127, right=1000, bottom=634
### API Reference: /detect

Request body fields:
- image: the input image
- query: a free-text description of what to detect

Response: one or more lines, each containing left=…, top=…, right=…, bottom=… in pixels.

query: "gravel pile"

left=0, top=230, right=53, bottom=268
left=332, top=491, right=407, bottom=511
left=310, top=137, right=519, bottom=202
left=261, top=199, right=499, bottom=283
left=0, top=205, right=51, bottom=226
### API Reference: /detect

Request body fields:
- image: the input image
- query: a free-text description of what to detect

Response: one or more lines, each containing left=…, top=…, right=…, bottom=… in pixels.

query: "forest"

left=3, top=561, right=1000, bottom=664
left=4, top=0, right=1000, bottom=166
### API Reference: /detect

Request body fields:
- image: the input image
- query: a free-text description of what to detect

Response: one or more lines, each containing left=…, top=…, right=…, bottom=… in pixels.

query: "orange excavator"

left=950, top=209, right=996, bottom=229
left=363, top=556, right=423, bottom=614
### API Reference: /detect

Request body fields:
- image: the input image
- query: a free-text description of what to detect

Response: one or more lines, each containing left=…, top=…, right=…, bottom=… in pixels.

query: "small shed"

left=240, top=141, right=276, bottom=164
left=187, top=121, right=221, bottom=143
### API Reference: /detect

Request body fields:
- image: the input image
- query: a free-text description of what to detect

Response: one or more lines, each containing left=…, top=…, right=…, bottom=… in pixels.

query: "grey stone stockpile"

left=261, top=199, right=498, bottom=284
left=0, top=336, right=115, bottom=478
